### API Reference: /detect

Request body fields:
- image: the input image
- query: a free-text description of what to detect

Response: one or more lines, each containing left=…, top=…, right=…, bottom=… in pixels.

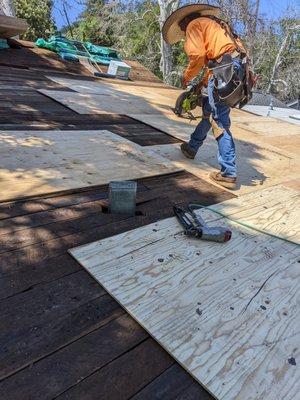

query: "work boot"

left=209, top=171, right=237, bottom=190
left=180, top=142, right=196, bottom=159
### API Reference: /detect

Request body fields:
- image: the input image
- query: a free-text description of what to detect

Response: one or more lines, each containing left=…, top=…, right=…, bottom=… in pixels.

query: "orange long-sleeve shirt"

left=183, top=17, right=239, bottom=86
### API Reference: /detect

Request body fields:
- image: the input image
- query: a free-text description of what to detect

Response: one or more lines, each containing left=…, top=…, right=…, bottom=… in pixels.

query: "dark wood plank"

left=0, top=173, right=234, bottom=300
left=130, top=363, right=212, bottom=400
left=0, top=315, right=147, bottom=400
left=0, top=205, right=119, bottom=252
left=130, top=364, right=193, bottom=400
left=0, top=187, right=110, bottom=220
left=0, top=203, right=171, bottom=298
left=0, top=270, right=124, bottom=379
left=0, top=253, right=81, bottom=300
left=174, top=382, right=213, bottom=400
left=55, top=338, right=173, bottom=400
left=0, top=199, right=105, bottom=234
left=0, top=172, right=229, bottom=399
left=0, top=43, right=220, bottom=400
left=0, top=171, right=232, bottom=220
left=0, top=47, right=90, bottom=76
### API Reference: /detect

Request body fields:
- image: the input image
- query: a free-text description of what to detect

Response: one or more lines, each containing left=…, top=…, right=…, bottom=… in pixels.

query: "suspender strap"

left=204, top=15, right=246, bottom=56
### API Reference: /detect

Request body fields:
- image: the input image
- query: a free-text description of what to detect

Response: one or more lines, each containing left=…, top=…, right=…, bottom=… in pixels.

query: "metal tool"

left=173, top=204, right=232, bottom=243
left=174, top=69, right=207, bottom=120
left=174, top=77, right=203, bottom=120
left=109, top=181, right=137, bottom=216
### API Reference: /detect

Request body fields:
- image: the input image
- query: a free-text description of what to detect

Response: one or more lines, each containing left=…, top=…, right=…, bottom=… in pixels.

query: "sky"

left=52, top=0, right=300, bottom=30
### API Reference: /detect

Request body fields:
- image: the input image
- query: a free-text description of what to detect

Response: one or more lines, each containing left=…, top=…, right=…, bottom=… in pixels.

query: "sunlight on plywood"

left=0, top=130, right=179, bottom=202
left=70, top=212, right=300, bottom=400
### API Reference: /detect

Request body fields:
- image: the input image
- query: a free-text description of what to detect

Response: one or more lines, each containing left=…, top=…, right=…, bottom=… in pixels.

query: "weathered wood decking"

left=0, top=44, right=234, bottom=400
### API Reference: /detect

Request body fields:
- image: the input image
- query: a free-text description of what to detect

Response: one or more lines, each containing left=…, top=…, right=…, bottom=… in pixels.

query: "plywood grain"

left=70, top=212, right=300, bottom=400
left=41, top=77, right=299, bottom=197
left=128, top=114, right=197, bottom=142
left=46, top=75, right=181, bottom=101
left=235, top=120, right=300, bottom=136
left=39, top=89, right=174, bottom=116
left=148, top=141, right=300, bottom=195
left=208, top=185, right=300, bottom=244
left=0, top=130, right=179, bottom=201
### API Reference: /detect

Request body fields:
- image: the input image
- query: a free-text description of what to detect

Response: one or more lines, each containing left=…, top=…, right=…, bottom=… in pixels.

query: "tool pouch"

left=208, top=54, right=245, bottom=108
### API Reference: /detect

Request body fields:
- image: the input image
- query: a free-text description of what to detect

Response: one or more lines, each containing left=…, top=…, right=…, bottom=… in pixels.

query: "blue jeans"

left=188, top=60, right=242, bottom=178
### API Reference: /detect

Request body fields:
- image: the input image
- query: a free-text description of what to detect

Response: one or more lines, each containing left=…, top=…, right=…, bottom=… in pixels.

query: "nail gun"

left=174, top=77, right=203, bottom=120
left=174, top=204, right=232, bottom=243
left=174, top=69, right=207, bottom=120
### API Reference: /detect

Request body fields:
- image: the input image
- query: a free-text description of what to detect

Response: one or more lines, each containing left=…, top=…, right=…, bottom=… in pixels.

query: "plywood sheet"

left=47, top=75, right=181, bottom=101
left=208, top=185, right=300, bottom=244
left=45, top=75, right=300, bottom=137
left=235, top=120, right=300, bottom=137
left=39, top=89, right=174, bottom=116
left=40, top=80, right=299, bottom=196
left=70, top=212, right=300, bottom=400
left=128, top=114, right=198, bottom=142
left=129, top=113, right=300, bottom=148
left=253, top=134, right=300, bottom=156
left=0, top=130, right=179, bottom=201
left=148, top=138, right=300, bottom=195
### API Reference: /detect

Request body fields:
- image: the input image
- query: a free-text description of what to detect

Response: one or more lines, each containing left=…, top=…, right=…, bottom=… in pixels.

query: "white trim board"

left=70, top=211, right=300, bottom=400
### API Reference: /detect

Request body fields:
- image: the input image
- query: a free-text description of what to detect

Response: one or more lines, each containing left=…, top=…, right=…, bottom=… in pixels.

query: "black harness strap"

left=204, top=15, right=247, bottom=56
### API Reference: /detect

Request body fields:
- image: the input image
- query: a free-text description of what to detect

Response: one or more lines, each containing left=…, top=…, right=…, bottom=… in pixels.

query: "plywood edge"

left=68, top=234, right=220, bottom=399
left=0, top=169, right=184, bottom=204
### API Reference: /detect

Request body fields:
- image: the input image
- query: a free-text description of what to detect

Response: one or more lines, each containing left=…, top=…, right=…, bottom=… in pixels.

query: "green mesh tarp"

left=0, top=39, right=9, bottom=50
left=35, top=36, right=121, bottom=65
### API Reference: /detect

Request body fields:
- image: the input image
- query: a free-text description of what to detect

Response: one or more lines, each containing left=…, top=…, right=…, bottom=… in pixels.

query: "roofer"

left=162, top=4, right=254, bottom=190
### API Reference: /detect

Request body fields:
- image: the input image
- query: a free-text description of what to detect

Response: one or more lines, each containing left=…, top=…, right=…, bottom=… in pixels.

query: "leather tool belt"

left=207, top=52, right=246, bottom=108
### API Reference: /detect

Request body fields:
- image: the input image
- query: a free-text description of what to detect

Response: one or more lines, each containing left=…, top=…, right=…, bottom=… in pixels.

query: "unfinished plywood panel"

left=128, top=114, right=198, bottom=142
left=70, top=213, right=300, bottom=400
left=129, top=112, right=300, bottom=195
left=40, top=82, right=299, bottom=195
left=47, top=75, right=181, bottom=101
left=252, top=134, right=300, bottom=156
left=235, top=119, right=300, bottom=137
left=208, top=184, right=300, bottom=244
left=0, top=130, right=179, bottom=201
left=44, top=76, right=300, bottom=138
left=129, top=112, right=300, bottom=146
left=39, top=89, right=174, bottom=116
left=148, top=138, right=300, bottom=195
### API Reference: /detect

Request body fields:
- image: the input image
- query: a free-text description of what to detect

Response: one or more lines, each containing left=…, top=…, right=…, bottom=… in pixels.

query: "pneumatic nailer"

left=174, top=204, right=232, bottom=243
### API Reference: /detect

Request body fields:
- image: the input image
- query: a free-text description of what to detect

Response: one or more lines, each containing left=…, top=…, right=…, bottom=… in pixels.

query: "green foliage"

left=117, top=1, right=161, bottom=76
left=14, top=0, right=56, bottom=41
left=60, top=0, right=299, bottom=100
left=66, top=0, right=118, bottom=46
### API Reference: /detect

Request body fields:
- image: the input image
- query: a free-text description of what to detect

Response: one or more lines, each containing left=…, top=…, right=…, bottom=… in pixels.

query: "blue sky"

left=52, top=0, right=300, bottom=30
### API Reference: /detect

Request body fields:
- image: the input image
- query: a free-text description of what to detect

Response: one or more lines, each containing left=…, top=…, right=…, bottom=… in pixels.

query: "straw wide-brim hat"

left=162, top=4, right=220, bottom=45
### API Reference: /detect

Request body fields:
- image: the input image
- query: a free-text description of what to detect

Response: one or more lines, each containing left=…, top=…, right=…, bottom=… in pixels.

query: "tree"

left=56, top=0, right=299, bottom=101
left=267, top=23, right=300, bottom=94
left=117, top=1, right=161, bottom=76
left=157, top=0, right=180, bottom=84
left=13, top=0, right=56, bottom=40
left=0, top=0, right=16, bottom=16
left=67, top=0, right=118, bottom=45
